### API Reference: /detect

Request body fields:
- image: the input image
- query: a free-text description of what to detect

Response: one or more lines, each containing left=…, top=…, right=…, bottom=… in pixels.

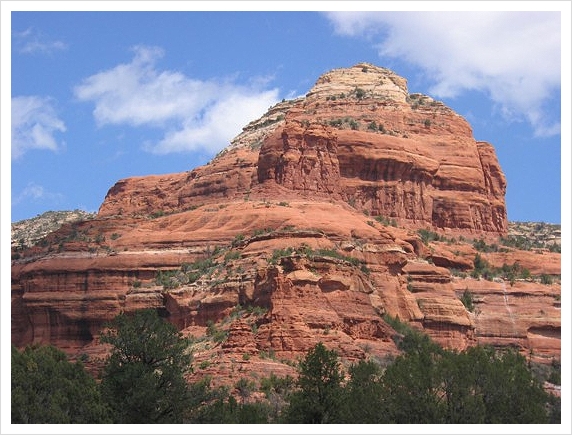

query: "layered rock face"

left=99, top=63, right=507, bottom=234
left=12, top=64, right=559, bottom=382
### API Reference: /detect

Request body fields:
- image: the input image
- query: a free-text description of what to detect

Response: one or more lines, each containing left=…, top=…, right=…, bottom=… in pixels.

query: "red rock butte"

left=99, top=63, right=508, bottom=235
left=12, top=64, right=559, bottom=383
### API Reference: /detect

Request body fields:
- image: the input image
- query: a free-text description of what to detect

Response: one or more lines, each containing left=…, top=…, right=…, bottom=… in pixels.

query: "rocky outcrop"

left=11, top=210, right=96, bottom=250
left=11, top=64, right=559, bottom=383
left=257, top=121, right=342, bottom=195
left=98, top=63, right=507, bottom=234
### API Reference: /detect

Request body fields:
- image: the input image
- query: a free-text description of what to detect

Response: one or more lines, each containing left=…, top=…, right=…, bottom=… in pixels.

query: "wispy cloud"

left=326, top=11, right=561, bottom=137
left=12, top=182, right=64, bottom=206
left=13, top=27, right=68, bottom=55
left=11, top=96, right=67, bottom=159
left=74, top=46, right=280, bottom=154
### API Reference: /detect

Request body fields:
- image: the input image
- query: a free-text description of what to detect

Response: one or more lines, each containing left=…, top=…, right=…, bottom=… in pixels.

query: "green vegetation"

left=374, top=215, right=397, bottom=227
left=268, top=245, right=364, bottom=270
left=11, top=311, right=559, bottom=424
left=354, top=87, right=366, bottom=99
left=11, top=345, right=110, bottom=423
left=473, top=231, right=561, bottom=253
left=540, top=273, right=554, bottom=285
left=418, top=228, right=441, bottom=245
left=283, top=343, right=344, bottom=423
left=99, top=310, right=193, bottom=423
left=224, top=250, right=241, bottom=262
left=150, top=210, right=166, bottom=219
left=460, top=288, right=475, bottom=312
left=415, top=230, right=560, bottom=264
left=471, top=253, right=535, bottom=284
left=156, top=256, right=218, bottom=290
left=206, top=320, right=228, bottom=343
left=473, top=237, right=502, bottom=253
left=327, top=116, right=360, bottom=131
left=231, top=233, right=245, bottom=247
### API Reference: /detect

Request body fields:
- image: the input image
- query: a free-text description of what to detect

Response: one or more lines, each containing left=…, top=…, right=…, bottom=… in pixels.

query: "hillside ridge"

left=11, top=63, right=560, bottom=386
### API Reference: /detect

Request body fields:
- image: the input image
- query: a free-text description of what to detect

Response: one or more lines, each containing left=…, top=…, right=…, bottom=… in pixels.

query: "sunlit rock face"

left=12, top=64, right=559, bottom=384
left=100, top=63, right=507, bottom=235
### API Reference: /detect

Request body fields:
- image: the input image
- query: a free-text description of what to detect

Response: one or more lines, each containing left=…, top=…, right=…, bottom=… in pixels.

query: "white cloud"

left=74, top=46, right=280, bottom=154
left=12, top=182, right=63, bottom=206
left=326, top=11, right=561, bottom=137
left=13, top=27, right=68, bottom=55
left=11, top=96, right=66, bottom=159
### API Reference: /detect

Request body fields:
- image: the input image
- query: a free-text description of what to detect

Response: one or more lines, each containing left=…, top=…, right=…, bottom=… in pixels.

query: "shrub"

left=375, top=215, right=394, bottom=226
left=418, top=228, right=439, bottom=245
left=150, top=210, right=165, bottom=219
left=269, top=247, right=295, bottom=264
left=12, top=345, right=111, bottom=423
left=206, top=320, right=228, bottom=343
left=355, top=88, right=366, bottom=99
left=540, top=273, right=553, bottom=285
left=473, top=238, right=499, bottom=253
left=460, top=289, right=475, bottom=312
left=155, top=269, right=181, bottom=290
left=232, top=234, right=245, bottom=247
left=224, top=250, right=241, bottom=262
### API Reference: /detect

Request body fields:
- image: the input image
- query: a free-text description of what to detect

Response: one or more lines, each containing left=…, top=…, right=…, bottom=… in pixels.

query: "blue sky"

left=4, top=3, right=570, bottom=225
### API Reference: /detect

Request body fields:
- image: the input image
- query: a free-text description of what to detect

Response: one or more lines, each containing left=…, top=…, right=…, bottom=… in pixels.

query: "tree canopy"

left=11, top=310, right=558, bottom=424
left=11, top=345, right=110, bottom=423
left=283, top=342, right=345, bottom=423
left=99, top=309, right=193, bottom=423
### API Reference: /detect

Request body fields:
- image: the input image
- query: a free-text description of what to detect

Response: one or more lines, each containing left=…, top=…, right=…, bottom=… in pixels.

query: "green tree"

left=284, top=342, right=345, bottom=423
left=187, top=381, right=272, bottom=424
left=381, top=347, right=445, bottom=423
left=99, top=309, right=193, bottom=423
left=460, top=288, right=475, bottom=312
left=339, top=359, right=386, bottom=423
left=472, top=346, right=549, bottom=423
left=438, top=349, right=487, bottom=423
left=234, top=377, right=255, bottom=404
left=11, top=345, right=110, bottom=423
left=260, top=373, right=295, bottom=422
left=381, top=316, right=550, bottom=424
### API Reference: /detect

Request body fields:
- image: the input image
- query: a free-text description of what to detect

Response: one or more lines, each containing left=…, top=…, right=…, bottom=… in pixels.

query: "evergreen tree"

left=11, top=345, right=110, bottom=423
left=438, top=349, right=487, bottom=423
left=471, top=346, right=549, bottom=423
left=99, top=309, right=193, bottom=423
left=381, top=349, right=445, bottom=423
left=283, top=342, right=344, bottom=423
left=339, top=359, right=386, bottom=423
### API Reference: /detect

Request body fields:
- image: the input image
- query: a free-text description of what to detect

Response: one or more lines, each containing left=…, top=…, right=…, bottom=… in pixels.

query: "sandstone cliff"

left=11, top=64, right=559, bottom=383
left=98, top=63, right=507, bottom=234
